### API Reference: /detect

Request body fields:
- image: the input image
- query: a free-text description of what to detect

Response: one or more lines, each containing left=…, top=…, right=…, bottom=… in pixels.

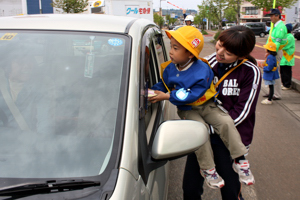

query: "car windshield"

left=0, top=31, right=127, bottom=178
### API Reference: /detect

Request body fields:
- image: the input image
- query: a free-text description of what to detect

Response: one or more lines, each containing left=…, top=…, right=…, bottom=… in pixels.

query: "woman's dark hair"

left=268, top=49, right=277, bottom=56
left=218, top=25, right=257, bottom=65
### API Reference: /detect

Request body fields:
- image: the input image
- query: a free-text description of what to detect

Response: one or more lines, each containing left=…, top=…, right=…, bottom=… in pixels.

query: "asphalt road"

left=165, top=33, right=300, bottom=200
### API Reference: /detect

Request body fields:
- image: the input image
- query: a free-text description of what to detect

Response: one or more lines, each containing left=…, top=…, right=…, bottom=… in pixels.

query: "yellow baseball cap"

left=165, top=26, right=204, bottom=59
left=263, top=42, right=277, bottom=52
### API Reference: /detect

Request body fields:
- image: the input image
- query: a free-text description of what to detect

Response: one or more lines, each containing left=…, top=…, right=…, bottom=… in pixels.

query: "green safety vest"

left=268, top=20, right=288, bottom=51
left=280, top=33, right=295, bottom=66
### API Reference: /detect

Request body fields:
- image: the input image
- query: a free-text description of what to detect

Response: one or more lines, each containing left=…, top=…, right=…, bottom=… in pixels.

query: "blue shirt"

left=152, top=60, right=214, bottom=110
left=263, top=54, right=280, bottom=81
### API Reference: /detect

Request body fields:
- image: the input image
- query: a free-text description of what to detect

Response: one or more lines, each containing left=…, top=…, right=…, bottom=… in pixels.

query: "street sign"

left=203, top=18, right=206, bottom=22
left=281, top=14, right=286, bottom=21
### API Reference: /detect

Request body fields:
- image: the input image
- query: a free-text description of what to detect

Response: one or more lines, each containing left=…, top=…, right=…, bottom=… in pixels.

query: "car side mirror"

left=151, top=120, right=209, bottom=160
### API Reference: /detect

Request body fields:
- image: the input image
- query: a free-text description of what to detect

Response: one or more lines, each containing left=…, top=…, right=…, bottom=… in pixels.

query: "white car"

left=0, top=14, right=208, bottom=199
left=222, top=23, right=236, bottom=30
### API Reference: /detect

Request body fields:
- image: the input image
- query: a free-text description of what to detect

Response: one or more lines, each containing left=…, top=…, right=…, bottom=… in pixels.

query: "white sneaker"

left=261, top=98, right=272, bottom=105
left=282, top=86, right=291, bottom=90
left=200, top=167, right=225, bottom=189
left=233, top=160, right=255, bottom=185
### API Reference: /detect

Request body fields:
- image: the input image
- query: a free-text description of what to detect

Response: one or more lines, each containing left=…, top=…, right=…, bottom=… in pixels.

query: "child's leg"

left=197, top=99, right=254, bottom=185
left=177, top=109, right=215, bottom=170
left=198, top=99, right=247, bottom=159
left=268, top=85, right=274, bottom=101
left=177, top=109, right=225, bottom=189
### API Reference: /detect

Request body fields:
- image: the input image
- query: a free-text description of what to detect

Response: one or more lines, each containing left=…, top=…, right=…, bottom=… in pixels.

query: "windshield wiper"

left=0, top=179, right=100, bottom=197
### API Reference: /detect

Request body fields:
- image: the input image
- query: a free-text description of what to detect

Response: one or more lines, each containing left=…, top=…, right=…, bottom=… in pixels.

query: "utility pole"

left=160, top=0, right=162, bottom=16
left=39, top=0, right=42, bottom=14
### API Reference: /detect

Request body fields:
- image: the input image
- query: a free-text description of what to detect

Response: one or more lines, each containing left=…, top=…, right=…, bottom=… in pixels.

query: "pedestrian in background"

left=183, top=9, right=196, bottom=27
left=280, top=23, right=295, bottom=90
left=261, top=42, right=280, bottom=105
left=264, top=8, right=288, bottom=100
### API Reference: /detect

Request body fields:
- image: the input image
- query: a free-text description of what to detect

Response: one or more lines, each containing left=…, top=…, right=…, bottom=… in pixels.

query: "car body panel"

left=0, top=14, right=136, bottom=33
left=292, top=27, right=300, bottom=40
left=0, top=14, right=208, bottom=200
left=243, top=22, right=267, bottom=37
left=222, top=23, right=236, bottom=30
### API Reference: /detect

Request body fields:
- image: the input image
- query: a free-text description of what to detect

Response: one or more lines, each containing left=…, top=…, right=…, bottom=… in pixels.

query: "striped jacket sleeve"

left=230, top=61, right=261, bottom=126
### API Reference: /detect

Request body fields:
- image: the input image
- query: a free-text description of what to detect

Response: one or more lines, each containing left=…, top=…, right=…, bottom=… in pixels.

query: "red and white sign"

left=191, top=39, right=200, bottom=48
left=242, top=15, right=258, bottom=18
left=281, top=14, right=286, bottom=21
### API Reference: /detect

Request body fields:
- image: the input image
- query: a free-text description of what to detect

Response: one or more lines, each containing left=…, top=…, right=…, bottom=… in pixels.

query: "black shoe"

left=263, top=94, right=280, bottom=100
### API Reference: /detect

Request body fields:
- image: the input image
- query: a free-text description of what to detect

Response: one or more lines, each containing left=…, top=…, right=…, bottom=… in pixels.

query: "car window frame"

left=137, top=26, right=168, bottom=184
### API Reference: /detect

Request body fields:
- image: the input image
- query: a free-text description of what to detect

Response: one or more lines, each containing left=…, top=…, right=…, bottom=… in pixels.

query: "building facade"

left=0, top=0, right=54, bottom=16
left=285, top=0, right=300, bottom=23
left=240, top=0, right=300, bottom=24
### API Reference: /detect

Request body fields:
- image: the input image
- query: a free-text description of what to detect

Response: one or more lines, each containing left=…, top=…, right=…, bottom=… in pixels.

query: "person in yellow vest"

left=280, top=23, right=295, bottom=90
left=268, top=9, right=288, bottom=51
left=149, top=26, right=254, bottom=189
left=264, top=8, right=288, bottom=100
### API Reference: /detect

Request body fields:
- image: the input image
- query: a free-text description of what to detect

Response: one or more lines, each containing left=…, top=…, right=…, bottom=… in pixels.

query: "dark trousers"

left=182, top=134, right=243, bottom=200
left=280, top=65, right=292, bottom=88
left=268, top=85, right=274, bottom=101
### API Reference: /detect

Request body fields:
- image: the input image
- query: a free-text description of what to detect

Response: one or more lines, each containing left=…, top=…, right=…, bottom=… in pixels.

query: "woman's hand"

left=148, top=90, right=170, bottom=104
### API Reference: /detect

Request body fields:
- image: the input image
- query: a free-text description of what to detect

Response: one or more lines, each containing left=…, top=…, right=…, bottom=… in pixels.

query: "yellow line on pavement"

left=255, top=44, right=300, bottom=59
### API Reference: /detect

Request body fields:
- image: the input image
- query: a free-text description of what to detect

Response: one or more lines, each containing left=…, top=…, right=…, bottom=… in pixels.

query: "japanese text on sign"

left=126, top=7, right=151, bottom=15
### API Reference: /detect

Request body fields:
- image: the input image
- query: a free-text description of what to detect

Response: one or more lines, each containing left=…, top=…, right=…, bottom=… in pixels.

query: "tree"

left=224, top=6, right=237, bottom=23
left=153, top=13, right=164, bottom=28
left=247, top=0, right=298, bottom=11
left=51, top=0, right=88, bottom=13
left=227, top=0, right=241, bottom=24
left=207, top=0, right=229, bottom=30
left=195, top=5, right=208, bottom=30
left=165, top=14, right=177, bottom=26
left=196, top=3, right=220, bottom=30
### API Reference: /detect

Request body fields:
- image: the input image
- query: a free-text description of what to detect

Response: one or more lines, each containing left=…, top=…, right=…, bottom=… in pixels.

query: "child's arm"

left=149, top=90, right=170, bottom=103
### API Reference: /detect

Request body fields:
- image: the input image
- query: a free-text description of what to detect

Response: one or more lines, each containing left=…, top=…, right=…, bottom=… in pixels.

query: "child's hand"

left=149, top=90, right=170, bottom=103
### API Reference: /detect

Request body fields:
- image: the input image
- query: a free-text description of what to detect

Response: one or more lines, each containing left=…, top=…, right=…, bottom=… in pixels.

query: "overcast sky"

left=152, top=0, right=203, bottom=11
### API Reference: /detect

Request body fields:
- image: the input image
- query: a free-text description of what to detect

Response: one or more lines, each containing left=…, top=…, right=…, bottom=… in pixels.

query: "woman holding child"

left=149, top=25, right=261, bottom=199
left=182, top=26, right=262, bottom=199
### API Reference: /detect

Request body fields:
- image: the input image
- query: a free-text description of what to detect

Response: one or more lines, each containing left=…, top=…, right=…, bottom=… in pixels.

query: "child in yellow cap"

left=149, top=26, right=254, bottom=188
left=261, top=41, right=280, bottom=105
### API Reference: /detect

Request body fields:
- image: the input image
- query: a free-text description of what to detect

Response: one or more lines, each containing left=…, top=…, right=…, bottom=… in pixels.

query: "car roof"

left=0, top=14, right=151, bottom=33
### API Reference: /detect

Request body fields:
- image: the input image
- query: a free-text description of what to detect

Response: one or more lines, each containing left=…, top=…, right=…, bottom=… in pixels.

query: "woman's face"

left=215, top=40, right=240, bottom=64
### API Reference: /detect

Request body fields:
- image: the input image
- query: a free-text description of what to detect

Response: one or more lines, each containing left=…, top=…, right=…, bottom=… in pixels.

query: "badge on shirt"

left=176, top=88, right=189, bottom=100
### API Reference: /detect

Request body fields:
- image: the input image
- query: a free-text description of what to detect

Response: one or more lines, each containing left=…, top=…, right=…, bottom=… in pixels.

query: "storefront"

left=0, top=0, right=53, bottom=16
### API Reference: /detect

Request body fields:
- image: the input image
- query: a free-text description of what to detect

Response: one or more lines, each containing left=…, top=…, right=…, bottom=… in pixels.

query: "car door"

left=138, top=26, right=170, bottom=200
left=251, top=23, right=259, bottom=35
